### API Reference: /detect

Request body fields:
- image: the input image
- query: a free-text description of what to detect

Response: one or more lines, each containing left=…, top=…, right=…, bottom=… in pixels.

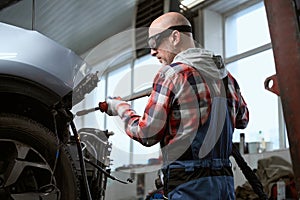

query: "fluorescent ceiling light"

left=181, top=0, right=206, bottom=8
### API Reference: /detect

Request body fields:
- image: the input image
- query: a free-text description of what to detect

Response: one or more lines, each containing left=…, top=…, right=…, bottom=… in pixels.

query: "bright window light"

left=181, top=0, right=206, bottom=8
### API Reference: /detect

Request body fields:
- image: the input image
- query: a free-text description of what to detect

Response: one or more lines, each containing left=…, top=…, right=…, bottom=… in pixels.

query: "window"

left=131, top=55, right=161, bottom=164
left=103, top=56, right=162, bottom=169
left=133, top=55, right=160, bottom=93
left=227, top=50, right=279, bottom=149
left=225, top=2, right=271, bottom=57
left=224, top=1, right=286, bottom=151
left=106, top=64, right=133, bottom=168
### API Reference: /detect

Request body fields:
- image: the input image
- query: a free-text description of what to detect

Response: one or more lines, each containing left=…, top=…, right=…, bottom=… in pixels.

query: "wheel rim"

left=0, top=139, right=61, bottom=200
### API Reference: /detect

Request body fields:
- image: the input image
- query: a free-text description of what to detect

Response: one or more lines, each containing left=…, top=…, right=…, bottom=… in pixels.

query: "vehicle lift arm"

left=264, top=0, right=300, bottom=197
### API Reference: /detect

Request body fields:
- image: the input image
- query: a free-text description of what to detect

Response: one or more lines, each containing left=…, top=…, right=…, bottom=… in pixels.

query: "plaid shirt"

left=119, top=62, right=249, bottom=147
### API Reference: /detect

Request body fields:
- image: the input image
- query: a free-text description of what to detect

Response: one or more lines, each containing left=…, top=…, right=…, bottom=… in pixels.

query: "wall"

left=203, top=9, right=223, bottom=56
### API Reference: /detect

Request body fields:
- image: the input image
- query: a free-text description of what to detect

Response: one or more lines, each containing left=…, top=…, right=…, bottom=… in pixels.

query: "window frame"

left=222, top=0, right=287, bottom=149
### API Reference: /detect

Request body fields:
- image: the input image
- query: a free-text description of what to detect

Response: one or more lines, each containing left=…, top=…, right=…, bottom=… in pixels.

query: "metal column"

left=264, top=0, right=300, bottom=196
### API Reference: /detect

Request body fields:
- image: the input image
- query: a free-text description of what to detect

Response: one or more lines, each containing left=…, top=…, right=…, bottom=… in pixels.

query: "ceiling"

left=0, top=0, right=256, bottom=61
left=0, top=0, right=136, bottom=56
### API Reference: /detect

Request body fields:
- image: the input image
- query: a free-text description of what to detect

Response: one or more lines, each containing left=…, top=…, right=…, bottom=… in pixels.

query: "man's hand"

left=99, top=97, right=130, bottom=116
left=98, top=101, right=108, bottom=113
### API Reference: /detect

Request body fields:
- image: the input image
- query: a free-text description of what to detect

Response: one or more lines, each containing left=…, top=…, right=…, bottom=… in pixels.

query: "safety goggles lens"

left=147, top=30, right=171, bottom=49
left=147, top=25, right=192, bottom=49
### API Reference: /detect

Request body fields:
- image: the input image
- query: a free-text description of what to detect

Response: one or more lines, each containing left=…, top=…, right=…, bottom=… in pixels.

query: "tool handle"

left=122, top=88, right=152, bottom=101
left=76, top=107, right=100, bottom=116
left=98, top=89, right=152, bottom=113
left=76, top=88, right=152, bottom=116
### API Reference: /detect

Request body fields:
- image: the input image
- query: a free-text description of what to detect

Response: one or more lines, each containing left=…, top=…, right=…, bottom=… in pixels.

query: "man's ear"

left=170, top=30, right=180, bottom=46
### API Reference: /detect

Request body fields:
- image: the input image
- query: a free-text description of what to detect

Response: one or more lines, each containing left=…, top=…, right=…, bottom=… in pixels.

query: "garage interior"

left=0, top=0, right=299, bottom=199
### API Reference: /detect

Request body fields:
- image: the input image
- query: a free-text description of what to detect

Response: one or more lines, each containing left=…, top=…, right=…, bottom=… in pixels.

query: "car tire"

left=0, top=113, right=80, bottom=200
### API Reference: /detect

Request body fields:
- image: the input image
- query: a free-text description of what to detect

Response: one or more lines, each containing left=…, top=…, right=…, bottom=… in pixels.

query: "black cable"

left=50, top=110, right=60, bottom=185
left=84, top=158, right=133, bottom=185
left=231, top=144, right=268, bottom=199
left=70, top=121, right=92, bottom=200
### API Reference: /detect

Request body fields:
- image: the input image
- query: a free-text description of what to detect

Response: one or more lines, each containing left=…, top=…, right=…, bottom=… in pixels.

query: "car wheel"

left=0, top=113, right=80, bottom=200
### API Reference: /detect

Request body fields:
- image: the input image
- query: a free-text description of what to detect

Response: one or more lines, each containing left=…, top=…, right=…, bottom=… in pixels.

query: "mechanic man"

left=100, top=12, right=249, bottom=199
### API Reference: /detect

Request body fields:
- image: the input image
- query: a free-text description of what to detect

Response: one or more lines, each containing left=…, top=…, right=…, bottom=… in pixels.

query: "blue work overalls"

left=162, top=80, right=235, bottom=200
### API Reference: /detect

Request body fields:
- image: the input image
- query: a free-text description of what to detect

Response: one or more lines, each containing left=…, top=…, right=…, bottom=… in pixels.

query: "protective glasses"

left=147, top=25, right=192, bottom=49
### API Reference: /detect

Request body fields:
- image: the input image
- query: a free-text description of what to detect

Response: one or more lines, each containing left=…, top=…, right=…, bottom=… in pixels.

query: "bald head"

left=148, top=12, right=195, bottom=65
left=150, top=12, right=191, bottom=30
left=148, top=12, right=194, bottom=42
